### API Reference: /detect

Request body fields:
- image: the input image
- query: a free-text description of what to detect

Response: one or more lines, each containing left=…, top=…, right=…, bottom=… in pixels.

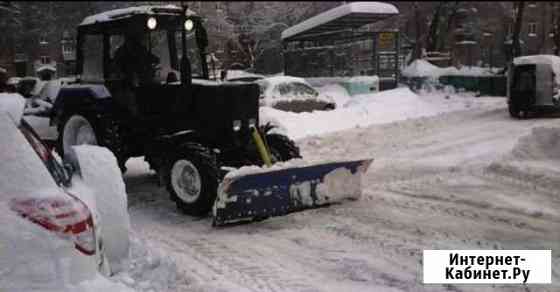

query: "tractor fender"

left=51, top=84, right=113, bottom=127
left=146, top=130, right=206, bottom=168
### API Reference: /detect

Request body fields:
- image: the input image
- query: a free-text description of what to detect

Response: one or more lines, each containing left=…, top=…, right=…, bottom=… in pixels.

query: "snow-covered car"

left=38, top=77, right=76, bottom=103
left=0, top=93, right=132, bottom=291
left=225, top=70, right=265, bottom=82
left=17, top=76, right=45, bottom=98
left=6, top=76, right=22, bottom=92
left=256, top=76, right=336, bottom=113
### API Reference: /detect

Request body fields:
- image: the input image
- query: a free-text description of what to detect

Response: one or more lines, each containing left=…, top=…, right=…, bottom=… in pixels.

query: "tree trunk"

left=511, top=1, right=525, bottom=59
left=412, top=2, right=422, bottom=62
left=426, top=2, right=445, bottom=52
left=438, top=2, right=459, bottom=52
left=554, top=3, right=560, bottom=55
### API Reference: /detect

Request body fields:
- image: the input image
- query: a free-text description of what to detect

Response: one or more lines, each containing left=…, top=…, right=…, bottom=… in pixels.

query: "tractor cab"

left=77, top=5, right=208, bottom=86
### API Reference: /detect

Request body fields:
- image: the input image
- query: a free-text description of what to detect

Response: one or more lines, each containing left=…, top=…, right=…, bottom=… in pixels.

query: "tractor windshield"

left=149, top=29, right=203, bottom=83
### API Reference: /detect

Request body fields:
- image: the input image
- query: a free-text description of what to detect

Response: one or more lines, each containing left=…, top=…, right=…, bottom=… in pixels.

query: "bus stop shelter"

left=281, top=2, right=401, bottom=89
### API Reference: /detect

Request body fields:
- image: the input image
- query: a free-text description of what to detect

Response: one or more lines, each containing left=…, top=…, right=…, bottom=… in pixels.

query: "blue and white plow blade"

left=212, top=159, right=373, bottom=226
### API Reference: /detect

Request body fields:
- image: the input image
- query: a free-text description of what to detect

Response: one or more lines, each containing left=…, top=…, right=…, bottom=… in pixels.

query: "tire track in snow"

left=153, top=231, right=321, bottom=292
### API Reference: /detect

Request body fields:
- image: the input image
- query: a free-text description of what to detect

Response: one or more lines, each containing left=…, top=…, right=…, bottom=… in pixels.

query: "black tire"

left=57, top=113, right=128, bottom=172
left=508, top=102, right=521, bottom=119
left=163, top=145, right=219, bottom=216
left=264, top=133, right=301, bottom=162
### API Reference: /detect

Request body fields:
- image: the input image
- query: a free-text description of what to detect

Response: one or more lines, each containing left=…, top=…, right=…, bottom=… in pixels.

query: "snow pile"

left=486, top=126, right=560, bottom=194
left=401, top=59, right=443, bottom=78
left=510, top=127, right=560, bottom=161
left=112, top=235, right=189, bottom=292
left=514, top=55, right=560, bottom=86
left=72, top=145, right=131, bottom=275
left=0, top=93, right=26, bottom=124
left=451, top=66, right=495, bottom=76
left=402, top=60, right=497, bottom=78
left=260, top=87, right=438, bottom=140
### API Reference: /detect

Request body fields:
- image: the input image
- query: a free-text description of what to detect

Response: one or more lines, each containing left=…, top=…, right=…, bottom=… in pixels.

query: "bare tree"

left=426, top=2, right=445, bottom=52
left=511, top=1, right=525, bottom=59
left=553, top=2, right=560, bottom=55
left=411, top=2, right=423, bottom=63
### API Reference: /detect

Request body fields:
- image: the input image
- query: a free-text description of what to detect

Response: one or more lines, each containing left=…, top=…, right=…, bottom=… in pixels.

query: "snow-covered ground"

left=114, top=87, right=559, bottom=291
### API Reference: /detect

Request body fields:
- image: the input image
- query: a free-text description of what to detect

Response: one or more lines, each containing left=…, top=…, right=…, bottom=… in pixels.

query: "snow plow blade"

left=212, top=159, right=373, bottom=226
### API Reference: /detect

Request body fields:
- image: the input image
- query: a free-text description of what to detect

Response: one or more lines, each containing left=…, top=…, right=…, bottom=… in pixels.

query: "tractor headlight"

left=248, top=118, right=257, bottom=128
left=184, top=19, right=194, bottom=31
left=147, top=17, right=157, bottom=30
left=233, top=120, right=241, bottom=131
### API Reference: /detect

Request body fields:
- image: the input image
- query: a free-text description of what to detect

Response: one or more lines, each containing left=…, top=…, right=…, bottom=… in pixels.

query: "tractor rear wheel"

left=57, top=113, right=128, bottom=172
left=164, top=146, right=220, bottom=216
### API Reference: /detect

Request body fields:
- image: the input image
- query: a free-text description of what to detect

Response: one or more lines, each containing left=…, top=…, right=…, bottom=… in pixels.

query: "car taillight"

left=9, top=193, right=96, bottom=256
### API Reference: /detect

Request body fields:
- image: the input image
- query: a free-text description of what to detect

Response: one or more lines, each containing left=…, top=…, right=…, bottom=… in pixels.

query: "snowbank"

left=401, top=59, right=443, bottom=78
left=402, top=59, right=496, bottom=79
left=260, top=87, right=503, bottom=141
left=0, top=93, right=26, bottom=124
left=514, top=55, right=560, bottom=86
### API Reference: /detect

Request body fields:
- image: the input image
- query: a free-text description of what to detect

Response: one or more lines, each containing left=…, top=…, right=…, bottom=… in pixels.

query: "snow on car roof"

left=226, top=70, right=265, bottom=81
left=282, top=2, right=399, bottom=41
left=0, top=67, right=6, bottom=73
left=80, top=5, right=196, bottom=26
left=262, top=76, right=311, bottom=87
left=36, top=65, right=56, bottom=72
left=514, top=55, right=560, bottom=86
left=7, top=77, right=21, bottom=85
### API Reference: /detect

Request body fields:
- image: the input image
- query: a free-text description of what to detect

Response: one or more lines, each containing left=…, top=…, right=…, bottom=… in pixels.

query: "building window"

left=528, top=22, right=537, bottom=37
left=39, top=35, right=48, bottom=45
left=63, top=44, right=73, bottom=53
left=41, top=56, right=51, bottom=64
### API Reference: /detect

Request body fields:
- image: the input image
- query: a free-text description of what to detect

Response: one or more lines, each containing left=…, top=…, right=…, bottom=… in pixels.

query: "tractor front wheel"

left=164, top=146, right=220, bottom=216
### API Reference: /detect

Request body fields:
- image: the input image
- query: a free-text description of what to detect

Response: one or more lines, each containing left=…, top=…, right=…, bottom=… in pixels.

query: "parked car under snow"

left=0, top=93, right=132, bottom=291
left=256, top=76, right=336, bottom=113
